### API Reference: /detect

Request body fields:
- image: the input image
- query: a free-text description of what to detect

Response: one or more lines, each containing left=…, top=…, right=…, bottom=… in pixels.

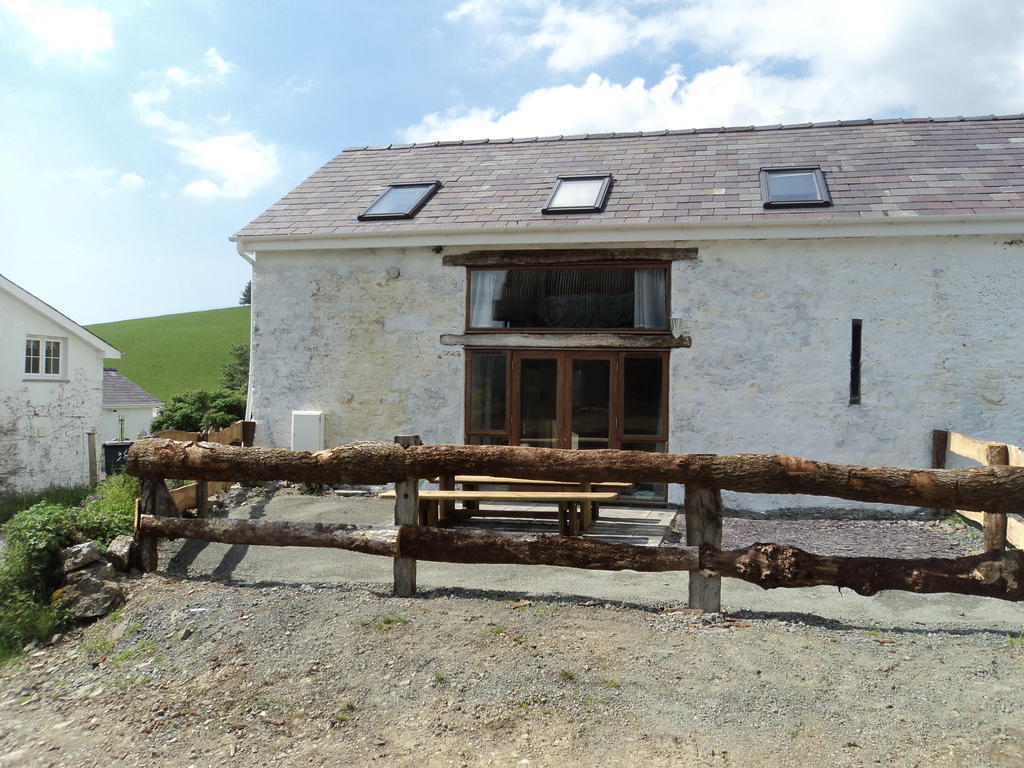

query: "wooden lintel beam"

left=442, top=247, right=698, bottom=267
left=440, top=333, right=692, bottom=349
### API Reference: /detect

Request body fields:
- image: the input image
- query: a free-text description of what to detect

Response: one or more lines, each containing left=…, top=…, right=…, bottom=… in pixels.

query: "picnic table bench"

left=378, top=488, right=620, bottom=536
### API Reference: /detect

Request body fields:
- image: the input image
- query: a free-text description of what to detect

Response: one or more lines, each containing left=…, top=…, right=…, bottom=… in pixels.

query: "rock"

left=174, top=627, right=194, bottom=642
left=104, top=535, right=135, bottom=571
left=60, top=542, right=102, bottom=573
left=52, top=565, right=124, bottom=620
left=67, top=562, right=116, bottom=584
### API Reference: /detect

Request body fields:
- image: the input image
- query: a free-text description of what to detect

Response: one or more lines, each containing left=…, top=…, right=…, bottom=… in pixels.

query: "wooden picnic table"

left=431, top=475, right=631, bottom=523
left=378, top=489, right=619, bottom=536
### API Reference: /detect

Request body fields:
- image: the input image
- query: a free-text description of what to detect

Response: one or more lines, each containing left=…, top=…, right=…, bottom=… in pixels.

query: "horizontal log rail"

left=137, top=515, right=700, bottom=571
left=135, top=515, right=1024, bottom=602
left=126, top=438, right=1024, bottom=513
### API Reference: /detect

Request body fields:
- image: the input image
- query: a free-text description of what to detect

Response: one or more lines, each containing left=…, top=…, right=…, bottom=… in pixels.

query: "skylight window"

left=760, top=167, right=831, bottom=208
left=542, top=174, right=612, bottom=214
left=358, top=181, right=442, bottom=220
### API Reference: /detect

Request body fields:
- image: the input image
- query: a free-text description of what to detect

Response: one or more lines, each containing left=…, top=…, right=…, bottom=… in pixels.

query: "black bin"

left=103, top=441, right=134, bottom=475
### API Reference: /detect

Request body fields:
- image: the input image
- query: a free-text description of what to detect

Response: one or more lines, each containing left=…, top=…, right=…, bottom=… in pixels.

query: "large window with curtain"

left=468, top=265, right=669, bottom=331
left=464, top=349, right=670, bottom=501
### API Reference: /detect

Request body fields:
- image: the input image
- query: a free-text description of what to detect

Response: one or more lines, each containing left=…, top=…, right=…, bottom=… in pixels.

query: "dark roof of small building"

left=234, top=115, right=1024, bottom=240
left=102, top=368, right=162, bottom=408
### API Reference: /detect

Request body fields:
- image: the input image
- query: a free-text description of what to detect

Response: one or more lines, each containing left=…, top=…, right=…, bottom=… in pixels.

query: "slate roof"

left=235, top=115, right=1024, bottom=240
left=102, top=369, right=162, bottom=408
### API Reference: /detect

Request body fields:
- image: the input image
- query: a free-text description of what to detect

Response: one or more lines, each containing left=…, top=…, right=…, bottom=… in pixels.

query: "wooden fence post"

left=241, top=420, right=256, bottom=447
left=87, top=431, right=98, bottom=486
left=685, top=483, right=723, bottom=613
left=195, top=480, right=210, bottom=517
left=393, top=435, right=422, bottom=597
left=984, top=444, right=1009, bottom=552
left=134, top=477, right=177, bottom=572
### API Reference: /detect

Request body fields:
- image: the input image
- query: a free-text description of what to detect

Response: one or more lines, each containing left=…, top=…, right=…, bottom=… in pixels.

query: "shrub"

left=150, top=388, right=246, bottom=433
left=219, top=344, right=250, bottom=392
left=0, top=474, right=138, bottom=661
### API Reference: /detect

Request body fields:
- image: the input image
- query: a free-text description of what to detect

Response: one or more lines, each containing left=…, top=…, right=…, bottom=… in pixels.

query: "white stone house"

left=232, top=116, right=1024, bottom=513
left=0, top=273, right=120, bottom=494
left=100, top=368, right=162, bottom=443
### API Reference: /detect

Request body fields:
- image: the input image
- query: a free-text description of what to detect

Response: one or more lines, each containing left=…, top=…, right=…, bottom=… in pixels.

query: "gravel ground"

left=0, top=491, right=1021, bottom=768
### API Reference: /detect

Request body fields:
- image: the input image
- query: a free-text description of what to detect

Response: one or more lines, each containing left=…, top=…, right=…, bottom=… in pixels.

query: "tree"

left=150, top=389, right=247, bottom=433
left=239, top=281, right=251, bottom=305
left=219, top=344, right=250, bottom=392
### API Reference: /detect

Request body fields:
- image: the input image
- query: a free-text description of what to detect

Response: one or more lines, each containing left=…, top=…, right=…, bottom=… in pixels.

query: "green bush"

left=150, top=388, right=246, bottom=433
left=219, top=344, right=249, bottom=392
left=0, top=474, right=138, bottom=662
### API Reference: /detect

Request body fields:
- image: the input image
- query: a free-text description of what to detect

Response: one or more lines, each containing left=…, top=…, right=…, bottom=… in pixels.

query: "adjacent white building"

left=0, top=273, right=120, bottom=494
left=232, top=116, right=1024, bottom=513
left=100, top=368, right=162, bottom=443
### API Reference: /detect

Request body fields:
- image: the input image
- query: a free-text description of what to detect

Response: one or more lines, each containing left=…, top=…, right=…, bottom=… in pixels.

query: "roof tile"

left=236, top=116, right=1024, bottom=239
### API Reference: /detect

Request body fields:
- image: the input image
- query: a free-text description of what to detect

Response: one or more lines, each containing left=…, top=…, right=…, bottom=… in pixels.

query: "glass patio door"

left=513, top=351, right=614, bottom=450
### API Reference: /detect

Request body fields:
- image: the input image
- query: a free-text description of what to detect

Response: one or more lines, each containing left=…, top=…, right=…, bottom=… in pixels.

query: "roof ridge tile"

left=342, top=113, right=1024, bottom=153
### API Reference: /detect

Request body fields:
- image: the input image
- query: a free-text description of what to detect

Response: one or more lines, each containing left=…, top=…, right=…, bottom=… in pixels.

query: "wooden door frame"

left=509, top=349, right=619, bottom=449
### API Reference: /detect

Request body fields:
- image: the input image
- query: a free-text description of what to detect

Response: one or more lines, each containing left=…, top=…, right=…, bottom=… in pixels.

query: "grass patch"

left=0, top=485, right=92, bottom=527
left=359, top=614, right=408, bottom=631
left=109, top=639, right=156, bottom=668
left=82, top=634, right=113, bottom=658
left=86, top=306, right=251, bottom=402
left=1006, top=631, right=1024, bottom=648
left=333, top=702, right=358, bottom=722
left=0, top=474, right=138, bottom=662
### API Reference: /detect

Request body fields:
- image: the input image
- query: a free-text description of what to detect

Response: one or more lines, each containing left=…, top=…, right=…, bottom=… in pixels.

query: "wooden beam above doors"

left=442, top=247, right=698, bottom=267
left=441, top=333, right=692, bottom=349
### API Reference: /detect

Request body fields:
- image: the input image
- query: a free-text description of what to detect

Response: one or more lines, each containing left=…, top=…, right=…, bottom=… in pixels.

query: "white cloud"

left=118, top=172, right=144, bottom=190
left=58, top=166, right=145, bottom=194
left=424, top=0, right=1024, bottom=139
left=527, top=4, right=634, bottom=71
left=131, top=49, right=281, bottom=200
left=172, top=133, right=280, bottom=200
left=203, top=47, right=235, bottom=77
left=284, top=74, right=314, bottom=95
left=0, top=0, right=112, bottom=62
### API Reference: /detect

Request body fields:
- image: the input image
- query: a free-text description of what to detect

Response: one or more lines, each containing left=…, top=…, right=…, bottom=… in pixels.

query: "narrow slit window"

left=760, top=167, right=831, bottom=208
left=849, top=319, right=862, bottom=405
left=357, top=181, right=441, bottom=220
left=542, top=174, right=612, bottom=214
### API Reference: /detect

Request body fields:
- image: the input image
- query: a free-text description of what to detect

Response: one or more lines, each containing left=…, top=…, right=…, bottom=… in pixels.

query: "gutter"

left=236, top=241, right=255, bottom=265
left=230, top=212, right=1024, bottom=254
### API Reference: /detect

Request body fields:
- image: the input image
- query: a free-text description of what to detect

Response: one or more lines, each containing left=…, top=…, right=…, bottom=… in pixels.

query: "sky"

left=3, top=0, right=1024, bottom=324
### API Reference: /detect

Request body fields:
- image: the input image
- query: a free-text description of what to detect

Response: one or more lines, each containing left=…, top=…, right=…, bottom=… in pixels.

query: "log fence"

left=151, top=420, right=256, bottom=516
left=932, top=429, right=1024, bottom=551
left=127, top=434, right=1024, bottom=612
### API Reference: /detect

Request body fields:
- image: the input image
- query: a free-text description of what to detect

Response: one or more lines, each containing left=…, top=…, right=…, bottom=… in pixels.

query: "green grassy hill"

left=87, top=307, right=250, bottom=403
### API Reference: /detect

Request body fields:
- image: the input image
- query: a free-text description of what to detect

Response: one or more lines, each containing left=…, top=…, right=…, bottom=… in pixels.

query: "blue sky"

left=2, top=0, right=1024, bottom=324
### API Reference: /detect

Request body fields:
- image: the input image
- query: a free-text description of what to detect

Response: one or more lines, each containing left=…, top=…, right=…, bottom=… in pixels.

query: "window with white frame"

left=25, top=336, right=64, bottom=377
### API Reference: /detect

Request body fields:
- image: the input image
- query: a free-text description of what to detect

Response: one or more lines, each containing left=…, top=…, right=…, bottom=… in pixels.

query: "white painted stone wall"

left=101, top=406, right=159, bottom=443
left=250, top=234, right=1024, bottom=514
left=250, top=247, right=465, bottom=451
left=0, top=294, right=106, bottom=494
left=668, top=234, right=1024, bottom=512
